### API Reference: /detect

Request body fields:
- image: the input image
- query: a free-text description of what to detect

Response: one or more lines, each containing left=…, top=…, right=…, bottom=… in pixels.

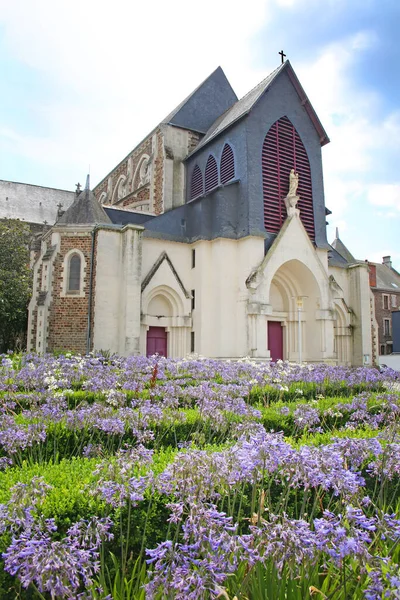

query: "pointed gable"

left=163, top=67, right=238, bottom=134
left=189, top=61, right=330, bottom=157
left=57, top=187, right=112, bottom=226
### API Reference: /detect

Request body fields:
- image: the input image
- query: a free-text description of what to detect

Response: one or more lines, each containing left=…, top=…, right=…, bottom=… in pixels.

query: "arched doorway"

left=141, top=285, right=191, bottom=358
left=267, top=260, right=324, bottom=362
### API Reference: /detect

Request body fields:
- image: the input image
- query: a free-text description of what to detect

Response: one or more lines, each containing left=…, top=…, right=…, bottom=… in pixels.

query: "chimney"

left=367, top=262, right=377, bottom=287
left=383, top=256, right=392, bottom=269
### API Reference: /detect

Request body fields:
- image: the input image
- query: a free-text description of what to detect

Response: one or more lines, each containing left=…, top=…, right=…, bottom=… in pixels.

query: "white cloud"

left=368, top=184, right=400, bottom=210
left=0, top=0, right=271, bottom=185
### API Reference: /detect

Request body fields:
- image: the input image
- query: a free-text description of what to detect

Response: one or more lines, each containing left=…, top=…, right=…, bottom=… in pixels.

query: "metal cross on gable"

left=279, top=50, right=286, bottom=64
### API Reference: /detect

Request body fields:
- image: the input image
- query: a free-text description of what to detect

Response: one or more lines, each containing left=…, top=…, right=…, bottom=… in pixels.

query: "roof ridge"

left=236, top=62, right=285, bottom=104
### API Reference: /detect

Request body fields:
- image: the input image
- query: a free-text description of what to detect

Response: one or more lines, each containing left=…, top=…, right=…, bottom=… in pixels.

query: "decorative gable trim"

left=141, top=251, right=190, bottom=298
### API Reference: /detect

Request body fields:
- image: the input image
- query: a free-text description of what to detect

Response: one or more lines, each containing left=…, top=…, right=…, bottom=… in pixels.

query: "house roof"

left=187, top=60, right=330, bottom=158
left=371, top=262, right=400, bottom=291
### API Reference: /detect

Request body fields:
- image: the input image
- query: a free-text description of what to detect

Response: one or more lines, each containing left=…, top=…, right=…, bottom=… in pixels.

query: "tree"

left=0, top=219, right=32, bottom=353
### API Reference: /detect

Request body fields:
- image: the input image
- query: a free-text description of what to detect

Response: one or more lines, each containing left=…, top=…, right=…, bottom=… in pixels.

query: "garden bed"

left=0, top=354, right=399, bottom=599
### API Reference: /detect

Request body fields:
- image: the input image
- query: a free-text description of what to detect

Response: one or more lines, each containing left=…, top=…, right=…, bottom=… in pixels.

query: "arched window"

left=262, top=116, right=315, bottom=240
left=190, top=165, right=203, bottom=200
left=68, top=254, right=81, bottom=293
left=220, top=143, right=235, bottom=184
left=204, top=155, right=218, bottom=194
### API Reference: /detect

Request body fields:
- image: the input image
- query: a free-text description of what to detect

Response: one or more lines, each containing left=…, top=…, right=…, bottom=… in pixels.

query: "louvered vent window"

left=204, top=155, right=218, bottom=194
left=262, top=116, right=315, bottom=240
left=220, top=143, right=235, bottom=184
left=190, top=165, right=203, bottom=200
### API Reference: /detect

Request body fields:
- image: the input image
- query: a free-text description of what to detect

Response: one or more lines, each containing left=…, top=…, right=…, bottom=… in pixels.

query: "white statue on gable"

left=139, top=156, right=151, bottom=187
left=284, top=169, right=300, bottom=217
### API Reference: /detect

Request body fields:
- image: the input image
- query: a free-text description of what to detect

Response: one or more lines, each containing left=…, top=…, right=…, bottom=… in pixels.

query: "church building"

left=27, top=60, right=375, bottom=365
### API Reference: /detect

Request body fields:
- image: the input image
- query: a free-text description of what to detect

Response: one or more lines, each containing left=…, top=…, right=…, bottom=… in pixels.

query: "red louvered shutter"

left=205, top=155, right=218, bottom=193
left=262, top=116, right=315, bottom=240
left=220, top=144, right=235, bottom=184
left=190, top=165, right=203, bottom=199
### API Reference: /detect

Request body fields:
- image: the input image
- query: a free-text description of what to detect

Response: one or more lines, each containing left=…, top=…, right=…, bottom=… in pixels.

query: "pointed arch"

left=220, top=143, right=235, bottom=184
left=262, top=116, right=315, bottom=240
left=190, top=165, right=203, bottom=200
left=204, top=155, right=218, bottom=193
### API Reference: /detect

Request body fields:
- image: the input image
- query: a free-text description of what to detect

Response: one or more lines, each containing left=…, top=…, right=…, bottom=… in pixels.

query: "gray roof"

left=104, top=206, right=155, bottom=226
left=57, top=187, right=111, bottom=225
left=328, top=245, right=350, bottom=268
left=187, top=60, right=330, bottom=158
left=331, top=236, right=356, bottom=264
left=162, top=66, right=238, bottom=134
left=372, top=263, right=400, bottom=291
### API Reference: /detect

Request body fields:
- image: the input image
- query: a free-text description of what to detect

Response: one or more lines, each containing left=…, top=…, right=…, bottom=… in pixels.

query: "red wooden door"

left=146, top=327, right=168, bottom=357
left=268, top=321, right=283, bottom=362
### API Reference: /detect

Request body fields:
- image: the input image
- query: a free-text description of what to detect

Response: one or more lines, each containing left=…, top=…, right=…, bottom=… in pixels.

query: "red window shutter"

left=190, top=165, right=203, bottom=199
left=262, top=116, right=315, bottom=240
left=205, top=155, right=218, bottom=193
left=220, top=143, right=235, bottom=184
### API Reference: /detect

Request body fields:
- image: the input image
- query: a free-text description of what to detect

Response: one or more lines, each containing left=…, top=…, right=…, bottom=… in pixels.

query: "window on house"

left=380, top=345, right=385, bottom=355
left=383, top=294, right=389, bottom=310
left=191, top=331, right=195, bottom=353
left=68, top=254, right=81, bottom=293
left=204, top=155, right=218, bottom=194
left=191, top=290, right=195, bottom=311
left=191, top=249, right=196, bottom=269
left=190, top=165, right=203, bottom=200
left=392, top=295, right=397, bottom=308
left=220, top=143, right=235, bottom=184
left=384, top=318, right=390, bottom=336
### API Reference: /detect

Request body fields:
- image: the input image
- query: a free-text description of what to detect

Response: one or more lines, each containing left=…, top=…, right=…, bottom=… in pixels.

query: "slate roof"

left=331, top=236, right=356, bottom=264
left=371, top=263, right=400, bottom=291
left=187, top=60, right=330, bottom=158
left=57, top=185, right=111, bottom=226
left=104, top=206, right=155, bottom=226
left=162, top=67, right=238, bottom=134
left=328, top=245, right=350, bottom=268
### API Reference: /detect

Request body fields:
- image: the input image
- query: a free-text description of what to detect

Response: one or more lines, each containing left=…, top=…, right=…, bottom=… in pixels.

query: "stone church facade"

left=27, top=61, right=375, bottom=365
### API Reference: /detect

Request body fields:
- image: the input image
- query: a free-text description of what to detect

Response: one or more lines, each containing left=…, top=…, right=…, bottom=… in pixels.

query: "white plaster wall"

left=94, top=226, right=143, bottom=355
left=141, top=235, right=264, bottom=358
left=93, top=230, right=123, bottom=353
left=0, top=180, right=74, bottom=225
left=348, top=264, right=373, bottom=365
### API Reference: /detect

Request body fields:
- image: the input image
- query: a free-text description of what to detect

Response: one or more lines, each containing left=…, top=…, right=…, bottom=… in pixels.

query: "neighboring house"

left=367, top=257, right=400, bottom=356
left=8, top=61, right=377, bottom=364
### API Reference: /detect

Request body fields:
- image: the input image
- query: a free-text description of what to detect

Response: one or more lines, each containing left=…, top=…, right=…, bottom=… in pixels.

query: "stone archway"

left=334, top=302, right=352, bottom=365
left=248, top=257, right=335, bottom=362
left=141, top=285, right=191, bottom=358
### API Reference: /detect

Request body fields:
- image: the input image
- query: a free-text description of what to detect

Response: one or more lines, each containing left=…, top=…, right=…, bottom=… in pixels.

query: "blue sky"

left=0, top=0, right=399, bottom=265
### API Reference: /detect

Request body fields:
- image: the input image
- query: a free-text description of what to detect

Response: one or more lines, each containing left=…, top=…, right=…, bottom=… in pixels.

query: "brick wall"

left=29, top=262, right=43, bottom=350
left=373, top=289, right=400, bottom=354
left=47, top=234, right=93, bottom=354
left=94, top=138, right=152, bottom=205
left=153, top=131, right=164, bottom=215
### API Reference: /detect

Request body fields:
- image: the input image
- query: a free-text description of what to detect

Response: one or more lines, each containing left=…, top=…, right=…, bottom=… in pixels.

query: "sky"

left=0, top=0, right=399, bottom=265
